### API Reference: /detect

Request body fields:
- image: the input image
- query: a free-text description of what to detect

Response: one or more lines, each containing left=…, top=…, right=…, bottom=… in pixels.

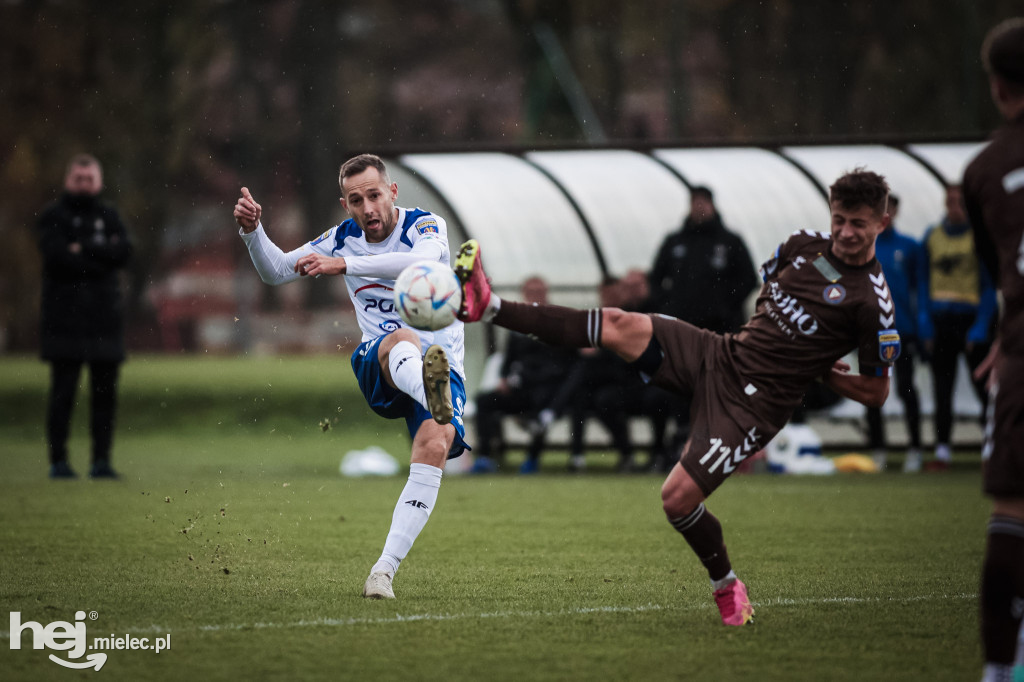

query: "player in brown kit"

left=453, top=169, right=898, bottom=626
left=962, top=16, right=1024, bottom=682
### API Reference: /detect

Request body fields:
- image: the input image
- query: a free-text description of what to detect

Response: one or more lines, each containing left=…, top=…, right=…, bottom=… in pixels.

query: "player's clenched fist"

left=234, top=187, right=262, bottom=233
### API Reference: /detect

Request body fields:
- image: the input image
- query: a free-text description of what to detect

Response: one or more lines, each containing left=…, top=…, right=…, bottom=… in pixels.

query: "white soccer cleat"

left=362, top=571, right=396, bottom=599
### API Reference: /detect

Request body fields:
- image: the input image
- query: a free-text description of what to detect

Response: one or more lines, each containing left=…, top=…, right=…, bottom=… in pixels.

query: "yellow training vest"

left=926, top=226, right=980, bottom=305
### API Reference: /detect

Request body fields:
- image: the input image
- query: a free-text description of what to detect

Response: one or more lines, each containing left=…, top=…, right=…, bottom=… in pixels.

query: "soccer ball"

left=394, top=261, right=462, bottom=331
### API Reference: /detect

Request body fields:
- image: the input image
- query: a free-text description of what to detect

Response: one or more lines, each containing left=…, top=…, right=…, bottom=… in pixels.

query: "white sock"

left=711, top=570, right=738, bottom=592
left=481, top=294, right=502, bottom=323
left=371, top=463, right=443, bottom=575
left=388, top=341, right=428, bottom=411
left=936, top=443, right=952, bottom=462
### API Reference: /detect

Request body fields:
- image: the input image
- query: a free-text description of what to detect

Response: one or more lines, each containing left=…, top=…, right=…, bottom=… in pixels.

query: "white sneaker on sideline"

left=362, top=571, right=395, bottom=599
left=903, top=448, right=922, bottom=473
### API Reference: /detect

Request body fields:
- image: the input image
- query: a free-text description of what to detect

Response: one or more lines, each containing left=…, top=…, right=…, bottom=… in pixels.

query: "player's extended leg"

left=662, top=459, right=754, bottom=626
left=363, top=419, right=455, bottom=600
left=377, top=329, right=453, bottom=424
left=455, top=240, right=652, bottom=361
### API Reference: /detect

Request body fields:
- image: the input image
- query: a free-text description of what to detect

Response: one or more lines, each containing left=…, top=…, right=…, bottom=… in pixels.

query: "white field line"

left=0, top=592, right=976, bottom=638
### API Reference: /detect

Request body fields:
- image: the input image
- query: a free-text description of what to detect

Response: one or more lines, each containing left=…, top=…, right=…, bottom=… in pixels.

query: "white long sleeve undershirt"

left=239, top=222, right=445, bottom=285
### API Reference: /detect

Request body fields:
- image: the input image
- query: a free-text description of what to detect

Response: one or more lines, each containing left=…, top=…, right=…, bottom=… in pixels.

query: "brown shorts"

left=983, top=354, right=1024, bottom=499
left=648, top=314, right=788, bottom=497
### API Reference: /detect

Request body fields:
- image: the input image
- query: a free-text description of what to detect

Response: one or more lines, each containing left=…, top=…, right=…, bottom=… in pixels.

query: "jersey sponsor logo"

left=822, top=283, right=846, bottom=304
left=878, top=329, right=901, bottom=362
left=354, top=283, right=393, bottom=295
left=414, top=218, right=439, bottom=235
left=379, top=320, right=401, bottom=333
left=765, top=281, right=819, bottom=337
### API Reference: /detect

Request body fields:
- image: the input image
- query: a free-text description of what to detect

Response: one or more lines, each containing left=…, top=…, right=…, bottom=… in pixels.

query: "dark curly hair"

left=829, top=168, right=890, bottom=217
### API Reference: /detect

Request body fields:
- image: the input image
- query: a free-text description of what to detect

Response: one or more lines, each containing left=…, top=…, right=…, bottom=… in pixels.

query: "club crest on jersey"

left=822, top=283, right=846, bottom=304
left=415, top=219, right=438, bottom=235
left=878, top=329, right=901, bottom=362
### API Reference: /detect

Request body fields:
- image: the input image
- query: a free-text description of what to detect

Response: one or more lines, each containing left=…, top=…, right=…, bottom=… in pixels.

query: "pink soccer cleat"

left=453, top=240, right=493, bottom=322
left=713, top=579, right=754, bottom=626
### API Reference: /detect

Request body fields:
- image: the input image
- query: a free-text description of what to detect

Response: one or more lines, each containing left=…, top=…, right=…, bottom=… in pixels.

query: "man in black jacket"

left=648, top=186, right=758, bottom=334
left=37, top=154, right=133, bottom=479
left=647, top=186, right=759, bottom=456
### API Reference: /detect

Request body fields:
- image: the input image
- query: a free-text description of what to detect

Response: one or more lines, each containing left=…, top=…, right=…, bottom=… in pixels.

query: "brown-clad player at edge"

left=453, top=169, right=898, bottom=626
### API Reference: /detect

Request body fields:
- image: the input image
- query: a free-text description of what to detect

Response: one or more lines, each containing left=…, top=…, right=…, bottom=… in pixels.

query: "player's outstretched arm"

left=234, top=187, right=262, bottom=233
left=235, top=187, right=309, bottom=286
left=822, top=362, right=890, bottom=408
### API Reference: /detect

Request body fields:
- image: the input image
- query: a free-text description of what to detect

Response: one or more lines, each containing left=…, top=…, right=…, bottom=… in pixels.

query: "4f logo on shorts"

left=699, top=427, right=762, bottom=475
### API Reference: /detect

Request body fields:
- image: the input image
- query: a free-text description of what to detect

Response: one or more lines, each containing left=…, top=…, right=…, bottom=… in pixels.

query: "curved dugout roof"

left=398, top=152, right=602, bottom=295
left=780, top=144, right=946, bottom=239
left=394, top=144, right=982, bottom=298
left=386, top=160, right=469, bottom=247
left=524, top=150, right=689, bottom=277
left=905, top=142, right=989, bottom=184
left=653, top=147, right=831, bottom=264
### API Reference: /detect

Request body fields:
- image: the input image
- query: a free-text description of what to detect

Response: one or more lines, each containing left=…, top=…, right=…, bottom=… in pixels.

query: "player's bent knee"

left=661, top=467, right=704, bottom=518
left=411, top=422, right=455, bottom=468
left=377, top=328, right=421, bottom=365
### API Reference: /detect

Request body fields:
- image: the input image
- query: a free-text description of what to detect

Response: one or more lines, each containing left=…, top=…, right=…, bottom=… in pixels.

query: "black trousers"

left=866, top=349, right=922, bottom=450
left=474, top=386, right=551, bottom=461
left=929, top=312, right=990, bottom=446
left=46, top=359, right=121, bottom=465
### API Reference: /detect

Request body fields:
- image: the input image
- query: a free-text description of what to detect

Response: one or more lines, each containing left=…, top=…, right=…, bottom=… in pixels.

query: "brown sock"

left=981, top=516, right=1024, bottom=664
left=494, top=300, right=602, bottom=348
left=669, top=503, right=733, bottom=582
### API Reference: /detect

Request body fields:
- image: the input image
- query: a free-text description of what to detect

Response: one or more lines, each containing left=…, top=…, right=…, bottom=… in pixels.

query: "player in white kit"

left=233, top=154, right=469, bottom=600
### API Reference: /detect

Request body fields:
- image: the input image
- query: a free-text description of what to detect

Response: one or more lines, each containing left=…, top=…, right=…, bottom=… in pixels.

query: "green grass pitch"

left=0, top=355, right=988, bottom=681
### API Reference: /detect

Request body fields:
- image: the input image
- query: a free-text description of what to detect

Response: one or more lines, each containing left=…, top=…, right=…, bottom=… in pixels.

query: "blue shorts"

left=351, top=335, right=470, bottom=458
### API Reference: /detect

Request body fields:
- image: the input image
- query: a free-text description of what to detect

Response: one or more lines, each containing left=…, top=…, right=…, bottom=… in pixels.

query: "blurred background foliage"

left=0, top=0, right=1019, bottom=353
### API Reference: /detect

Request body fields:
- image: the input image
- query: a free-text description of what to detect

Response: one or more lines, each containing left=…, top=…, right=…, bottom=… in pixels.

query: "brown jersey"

left=964, top=113, right=1024, bottom=357
left=730, top=230, right=897, bottom=420
left=647, top=230, right=897, bottom=496
left=963, top=112, right=1024, bottom=498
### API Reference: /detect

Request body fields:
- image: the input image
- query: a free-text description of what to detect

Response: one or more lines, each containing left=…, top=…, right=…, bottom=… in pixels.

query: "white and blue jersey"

left=239, top=207, right=469, bottom=455
left=240, top=206, right=465, bottom=377
left=317, top=207, right=465, bottom=378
